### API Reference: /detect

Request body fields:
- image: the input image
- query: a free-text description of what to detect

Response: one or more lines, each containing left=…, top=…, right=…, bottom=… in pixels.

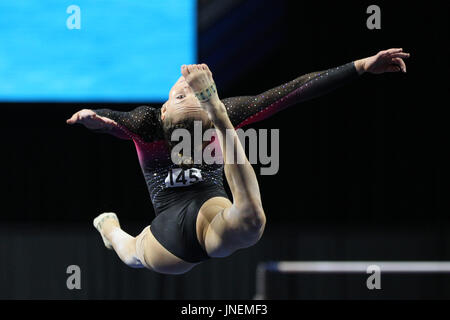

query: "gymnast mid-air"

left=67, top=48, right=409, bottom=274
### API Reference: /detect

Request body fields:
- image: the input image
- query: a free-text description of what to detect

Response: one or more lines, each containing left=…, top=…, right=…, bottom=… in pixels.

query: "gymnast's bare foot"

left=181, top=64, right=226, bottom=121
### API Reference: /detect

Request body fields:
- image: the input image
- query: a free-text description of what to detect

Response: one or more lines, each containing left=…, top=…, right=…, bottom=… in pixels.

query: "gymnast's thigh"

left=135, top=226, right=197, bottom=275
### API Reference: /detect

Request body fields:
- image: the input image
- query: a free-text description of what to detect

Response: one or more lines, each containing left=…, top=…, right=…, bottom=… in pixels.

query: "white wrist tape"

left=194, top=83, right=217, bottom=102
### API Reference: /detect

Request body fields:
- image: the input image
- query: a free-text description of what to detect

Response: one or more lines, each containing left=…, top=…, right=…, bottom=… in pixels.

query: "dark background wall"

left=0, top=1, right=449, bottom=299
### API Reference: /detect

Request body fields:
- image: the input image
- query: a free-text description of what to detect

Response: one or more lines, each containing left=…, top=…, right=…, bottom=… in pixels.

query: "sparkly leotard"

left=92, top=61, right=360, bottom=262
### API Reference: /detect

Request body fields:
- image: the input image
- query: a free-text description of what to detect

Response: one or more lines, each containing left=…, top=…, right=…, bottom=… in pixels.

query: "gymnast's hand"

left=354, top=48, right=410, bottom=75
left=66, top=109, right=117, bottom=130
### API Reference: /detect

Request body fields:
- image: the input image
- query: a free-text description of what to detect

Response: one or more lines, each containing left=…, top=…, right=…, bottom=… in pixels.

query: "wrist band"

left=194, top=83, right=217, bottom=102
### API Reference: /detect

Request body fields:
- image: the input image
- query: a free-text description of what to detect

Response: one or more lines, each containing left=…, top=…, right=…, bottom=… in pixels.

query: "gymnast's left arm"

left=224, top=48, right=410, bottom=128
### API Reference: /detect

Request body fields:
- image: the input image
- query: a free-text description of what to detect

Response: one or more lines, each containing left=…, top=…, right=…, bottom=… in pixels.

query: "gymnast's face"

left=160, top=76, right=210, bottom=125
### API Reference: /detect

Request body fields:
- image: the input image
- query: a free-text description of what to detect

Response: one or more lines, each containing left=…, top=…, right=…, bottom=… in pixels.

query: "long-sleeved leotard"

left=93, top=61, right=360, bottom=215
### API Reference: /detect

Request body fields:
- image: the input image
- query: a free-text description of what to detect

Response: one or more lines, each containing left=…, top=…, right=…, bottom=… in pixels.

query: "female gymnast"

left=67, top=48, right=409, bottom=275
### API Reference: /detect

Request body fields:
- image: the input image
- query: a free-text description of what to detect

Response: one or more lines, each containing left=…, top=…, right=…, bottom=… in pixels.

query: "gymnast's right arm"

left=66, top=105, right=160, bottom=141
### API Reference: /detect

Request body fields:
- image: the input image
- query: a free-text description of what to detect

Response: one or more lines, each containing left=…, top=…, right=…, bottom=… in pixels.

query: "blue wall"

left=0, top=0, right=196, bottom=102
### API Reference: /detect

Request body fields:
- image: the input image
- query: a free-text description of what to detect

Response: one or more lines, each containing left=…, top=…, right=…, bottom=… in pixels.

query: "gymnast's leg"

left=182, top=64, right=266, bottom=257
left=93, top=213, right=145, bottom=268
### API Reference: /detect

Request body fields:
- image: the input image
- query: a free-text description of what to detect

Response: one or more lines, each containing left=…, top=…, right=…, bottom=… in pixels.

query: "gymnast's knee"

left=237, top=205, right=266, bottom=246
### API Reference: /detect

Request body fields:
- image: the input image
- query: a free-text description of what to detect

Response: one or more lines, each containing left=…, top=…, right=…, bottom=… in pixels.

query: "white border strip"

left=274, top=261, right=450, bottom=273
left=254, top=261, right=450, bottom=300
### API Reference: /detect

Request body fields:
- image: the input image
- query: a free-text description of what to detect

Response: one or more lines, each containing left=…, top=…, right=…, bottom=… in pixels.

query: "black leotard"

left=92, top=61, right=360, bottom=262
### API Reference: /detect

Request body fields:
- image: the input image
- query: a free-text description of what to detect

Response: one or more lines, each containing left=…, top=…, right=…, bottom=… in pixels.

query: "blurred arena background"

left=0, top=0, right=448, bottom=299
